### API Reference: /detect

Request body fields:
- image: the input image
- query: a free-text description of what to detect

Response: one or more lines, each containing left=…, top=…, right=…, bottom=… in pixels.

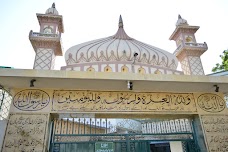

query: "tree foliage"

left=212, top=50, right=228, bottom=72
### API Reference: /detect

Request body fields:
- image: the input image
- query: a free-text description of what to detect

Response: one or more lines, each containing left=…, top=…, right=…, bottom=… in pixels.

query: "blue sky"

left=0, top=0, right=228, bottom=74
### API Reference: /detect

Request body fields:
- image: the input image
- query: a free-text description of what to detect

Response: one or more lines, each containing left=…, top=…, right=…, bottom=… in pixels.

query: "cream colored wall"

left=7, top=88, right=228, bottom=152
left=200, top=115, right=228, bottom=152
left=2, top=113, right=50, bottom=152
left=10, top=89, right=227, bottom=115
left=170, top=141, right=183, bottom=152
left=1, top=68, right=228, bottom=152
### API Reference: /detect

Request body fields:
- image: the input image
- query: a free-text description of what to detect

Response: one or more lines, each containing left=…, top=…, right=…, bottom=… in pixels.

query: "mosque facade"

left=0, top=3, right=228, bottom=152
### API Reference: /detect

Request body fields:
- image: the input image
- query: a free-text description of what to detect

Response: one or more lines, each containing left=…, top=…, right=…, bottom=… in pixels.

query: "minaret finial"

left=119, top=15, right=123, bottom=28
left=52, top=3, right=55, bottom=8
left=178, top=14, right=182, bottom=19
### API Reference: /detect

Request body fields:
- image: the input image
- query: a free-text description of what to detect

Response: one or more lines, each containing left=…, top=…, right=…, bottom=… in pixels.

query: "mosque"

left=0, top=3, right=228, bottom=152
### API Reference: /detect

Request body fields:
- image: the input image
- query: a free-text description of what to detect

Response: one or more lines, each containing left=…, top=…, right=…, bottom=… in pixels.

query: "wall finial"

left=119, top=15, right=123, bottom=28
left=178, top=14, right=182, bottom=19
left=52, top=3, right=55, bottom=8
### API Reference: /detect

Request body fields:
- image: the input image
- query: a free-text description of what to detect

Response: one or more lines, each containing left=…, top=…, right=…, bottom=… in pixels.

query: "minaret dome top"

left=45, top=3, right=59, bottom=15
left=176, top=14, right=188, bottom=26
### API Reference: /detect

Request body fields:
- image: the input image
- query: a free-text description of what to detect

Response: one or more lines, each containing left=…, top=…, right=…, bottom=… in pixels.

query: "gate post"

left=126, top=134, right=131, bottom=152
left=2, top=113, right=51, bottom=152
left=191, top=119, right=200, bottom=152
left=192, top=116, right=208, bottom=152
left=49, top=119, right=55, bottom=152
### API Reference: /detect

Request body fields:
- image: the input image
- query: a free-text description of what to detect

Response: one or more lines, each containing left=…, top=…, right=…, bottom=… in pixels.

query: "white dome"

left=45, top=3, right=59, bottom=15
left=63, top=16, right=180, bottom=74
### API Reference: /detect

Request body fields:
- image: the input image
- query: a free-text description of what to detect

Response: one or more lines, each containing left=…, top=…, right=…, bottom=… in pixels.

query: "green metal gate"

left=50, top=118, right=200, bottom=152
left=51, top=135, right=151, bottom=152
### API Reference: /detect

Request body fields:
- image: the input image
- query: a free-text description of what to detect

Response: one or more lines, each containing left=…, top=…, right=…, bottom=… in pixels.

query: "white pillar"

left=0, top=120, right=8, bottom=152
left=33, top=48, right=56, bottom=70
left=170, top=141, right=183, bottom=152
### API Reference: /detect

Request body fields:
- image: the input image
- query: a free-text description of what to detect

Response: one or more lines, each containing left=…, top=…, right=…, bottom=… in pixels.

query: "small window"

left=185, top=36, right=193, bottom=42
left=104, top=66, right=112, bottom=72
left=43, top=26, right=53, bottom=34
left=121, top=65, right=129, bottom=72
left=154, top=69, right=162, bottom=74
left=138, top=67, right=145, bottom=74
left=86, top=67, right=95, bottom=72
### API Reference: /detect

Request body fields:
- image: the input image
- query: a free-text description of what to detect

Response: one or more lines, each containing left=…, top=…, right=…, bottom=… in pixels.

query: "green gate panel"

left=95, top=142, right=114, bottom=152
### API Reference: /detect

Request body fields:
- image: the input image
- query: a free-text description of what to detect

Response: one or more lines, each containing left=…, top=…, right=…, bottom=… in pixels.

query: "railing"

left=174, top=41, right=207, bottom=55
left=29, top=30, right=60, bottom=38
left=141, top=118, right=192, bottom=134
left=50, top=118, right=198, bottom=152
left=52, top=118, right=193, bottom=135
left=53, top=133, right=194, bottom=143
left=185, top=42, right=207, bottom=47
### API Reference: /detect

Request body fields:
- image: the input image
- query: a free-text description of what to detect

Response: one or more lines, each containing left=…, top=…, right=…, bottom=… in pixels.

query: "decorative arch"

left=154, top=69, right=162, bottom=74
left=185, top=36, right=193, bottom=42
left=86, top=67, right=95, bottom=72
left=43, top=26, right=53, bottom=34
left=104, top=65, right=112, bottom=72
left=138, top=67, right=145, bottom=74
left=121, top=65, right=129, bottom=72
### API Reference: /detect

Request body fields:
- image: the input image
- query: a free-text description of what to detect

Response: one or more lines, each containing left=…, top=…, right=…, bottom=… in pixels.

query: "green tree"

left=212, top=50, right=228, bottom=72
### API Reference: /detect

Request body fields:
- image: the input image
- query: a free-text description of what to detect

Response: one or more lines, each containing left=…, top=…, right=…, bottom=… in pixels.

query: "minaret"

left=169, top=15, right=207, bottom=75
left=29, top=3, right=64, bottom=70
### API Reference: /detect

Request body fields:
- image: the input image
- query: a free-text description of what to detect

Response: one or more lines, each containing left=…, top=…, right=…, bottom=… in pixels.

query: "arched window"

left=121, top=65, right=129, bottom=72
left=154, top=69, right=162, bottom=74
left=104, top=66, right=112, bottom=72
left=138, top=67, right=145, bottom=74
left=86, top=67, right=95, bottom=72
left=43, top=26, right=53, bottom=34
left=185, top=36, right=193, bottom=42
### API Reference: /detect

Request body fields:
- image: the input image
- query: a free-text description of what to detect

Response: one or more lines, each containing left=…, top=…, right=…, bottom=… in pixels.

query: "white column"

left=0, top=120, right=7, bottom=152
left=170, top=141, right=183, bottom=152
left=33, top=48, right=56, bottom=70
